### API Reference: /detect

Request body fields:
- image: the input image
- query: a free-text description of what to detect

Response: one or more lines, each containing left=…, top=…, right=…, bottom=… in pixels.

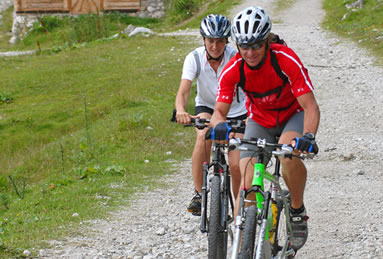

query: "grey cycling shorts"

left=240, top=111, right=304, bottom=161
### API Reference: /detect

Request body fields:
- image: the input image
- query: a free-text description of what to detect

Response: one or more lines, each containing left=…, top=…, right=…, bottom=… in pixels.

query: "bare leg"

left=228, top=150, right=241, bottom=200
left=279, top=131, right=306, bottom=209
left=228, top=133, right=244, bottom=200
left=233, top=157, right=257, bottom=218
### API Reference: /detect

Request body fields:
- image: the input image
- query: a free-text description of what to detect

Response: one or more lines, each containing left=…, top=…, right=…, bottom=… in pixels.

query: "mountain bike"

left=200, top=119, right=244, bottom=259
left=171, top=110, right=245, bottom=259
left=228, top=137, right=314, bottom=259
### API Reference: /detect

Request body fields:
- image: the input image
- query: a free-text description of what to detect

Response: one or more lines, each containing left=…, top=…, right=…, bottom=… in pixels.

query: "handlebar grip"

left=171, top=109, right=200, bottom=124
left=205, top=127, right=213, bottom=140
left=171, top=109, right=176, bottom=122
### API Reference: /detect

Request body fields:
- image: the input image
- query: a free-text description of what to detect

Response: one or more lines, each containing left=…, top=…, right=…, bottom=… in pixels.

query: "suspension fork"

left=221, top=163, right=230, bottom=231
left=212, top=144, right=228, bottom=232
left=231, top=188, right=246, bottom=259
left=256, top=191, right=271, bottom=259
left=269, top=158, right=281, bottom=245
left=200, top=162, right=209, bottom=233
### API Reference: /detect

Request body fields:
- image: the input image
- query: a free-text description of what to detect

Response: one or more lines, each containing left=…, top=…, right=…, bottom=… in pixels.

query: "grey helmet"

left=200, top=14, right=231, bottom=38
left=231, top=6, right=272, bottom=44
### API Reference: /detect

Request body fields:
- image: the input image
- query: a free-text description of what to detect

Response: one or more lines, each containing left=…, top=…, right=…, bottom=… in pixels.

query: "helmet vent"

left=247, top=9, right=252, bottom=15
left=253, top=21, right=259, bottom=34
left=260, top=25, right=268, bottom=36
left=211, top=22, right=216, bottom=31
left=236, top=21, right=241, bottom=33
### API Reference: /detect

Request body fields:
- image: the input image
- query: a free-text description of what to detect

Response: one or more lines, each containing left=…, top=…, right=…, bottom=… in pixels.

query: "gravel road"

left=39, top=0, right=383, bottom=258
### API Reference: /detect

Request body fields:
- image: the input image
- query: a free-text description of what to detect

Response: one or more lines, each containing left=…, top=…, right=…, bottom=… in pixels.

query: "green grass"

left=0, top=31, right=199, bottom=258
left=322, top=0, right=383, bottom=65
left=170, top=0, right=241, bottom=30
left=0, top=11, right=161, bottom=52
left=163, top=0, right=205, bottom=25
left=0, top=6, right=14, bottom=51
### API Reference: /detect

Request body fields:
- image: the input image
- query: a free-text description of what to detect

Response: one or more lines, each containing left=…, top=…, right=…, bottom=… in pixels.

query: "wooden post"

left=15, top=0, right=22, bottom=12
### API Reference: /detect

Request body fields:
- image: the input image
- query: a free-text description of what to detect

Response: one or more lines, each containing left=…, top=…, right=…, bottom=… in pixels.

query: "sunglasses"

left=238, top=40, right=267, bottom=50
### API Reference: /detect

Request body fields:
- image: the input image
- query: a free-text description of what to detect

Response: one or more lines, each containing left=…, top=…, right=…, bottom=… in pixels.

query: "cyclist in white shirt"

left=174, top=14, right=247, bottom=216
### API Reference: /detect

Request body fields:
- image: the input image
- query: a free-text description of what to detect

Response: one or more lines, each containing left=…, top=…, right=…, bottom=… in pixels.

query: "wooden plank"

left=105, top=3, right=139, bottom=7
left=19, top=0, right=66, bottom=10
left=16, top=0, right=140, bottom=13
left=70, top=0, right=101, bottom=14
left=107, top=0, right=139, bottom=2
left=103, top=0, right=139, bottom=10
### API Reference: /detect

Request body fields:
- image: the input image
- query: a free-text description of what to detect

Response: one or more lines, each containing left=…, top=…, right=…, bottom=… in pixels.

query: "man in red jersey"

left=209, top=6, right=320, bottom=251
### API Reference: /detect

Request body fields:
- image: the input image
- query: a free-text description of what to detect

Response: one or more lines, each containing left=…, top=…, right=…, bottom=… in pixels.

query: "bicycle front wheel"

left=239, top=205, right=257, bottom=259
left=273, top=190, right=294, bottom=258
left=208, top=174, right=225, bottom=259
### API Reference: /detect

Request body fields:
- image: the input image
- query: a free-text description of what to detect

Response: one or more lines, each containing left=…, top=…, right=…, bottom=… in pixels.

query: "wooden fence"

left=14, top=0, right=140, bottom=14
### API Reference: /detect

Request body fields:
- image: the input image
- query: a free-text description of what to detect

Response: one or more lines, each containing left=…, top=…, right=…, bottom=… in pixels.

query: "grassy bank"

left=0, top=0, right=241, bottom=257
left=0, top=34, right=197, bottom=257
left=322, top=0, right=383, bottom=65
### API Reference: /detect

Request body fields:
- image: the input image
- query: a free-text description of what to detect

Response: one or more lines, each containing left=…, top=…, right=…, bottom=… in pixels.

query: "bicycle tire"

left=239, top=205, right=257, bottom=259
left=273, top=190, right=294, bottom=258
left=208, top=174, right=225, bottom=259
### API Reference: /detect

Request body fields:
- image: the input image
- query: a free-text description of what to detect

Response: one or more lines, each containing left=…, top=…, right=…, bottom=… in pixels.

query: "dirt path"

left=40, top=0, right=383, bottom=258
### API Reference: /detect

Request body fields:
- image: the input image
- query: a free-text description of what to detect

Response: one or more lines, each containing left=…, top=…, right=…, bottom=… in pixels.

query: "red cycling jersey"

left=217, top=43, right=313, bottom=128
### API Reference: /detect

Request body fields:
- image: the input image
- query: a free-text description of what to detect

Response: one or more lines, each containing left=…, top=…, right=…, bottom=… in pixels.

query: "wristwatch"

left=304, top=132, right=315, bottom=140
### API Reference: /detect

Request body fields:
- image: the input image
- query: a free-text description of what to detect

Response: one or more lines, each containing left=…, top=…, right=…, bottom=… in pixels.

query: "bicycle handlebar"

left=229, top=138, right=315, bottom=159
left=170, top=109, right=246, bottom=131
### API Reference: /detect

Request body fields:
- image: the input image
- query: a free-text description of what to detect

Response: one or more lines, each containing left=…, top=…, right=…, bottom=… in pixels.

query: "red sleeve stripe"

left=273, top=50, right=314, bottom=91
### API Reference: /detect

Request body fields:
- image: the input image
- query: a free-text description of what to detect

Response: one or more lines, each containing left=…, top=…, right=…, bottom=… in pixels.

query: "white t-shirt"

left=181, top=46, right=247, bottom=118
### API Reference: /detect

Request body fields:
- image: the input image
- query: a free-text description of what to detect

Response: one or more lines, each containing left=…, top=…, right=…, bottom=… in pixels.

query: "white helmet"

left=231, top=6, right=272, bottom=45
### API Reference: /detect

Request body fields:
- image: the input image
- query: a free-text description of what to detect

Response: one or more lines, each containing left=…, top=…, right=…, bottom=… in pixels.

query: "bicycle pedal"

left=191, top=211, right=201, bottom=216
left=285, top=248, right=296, bottom=258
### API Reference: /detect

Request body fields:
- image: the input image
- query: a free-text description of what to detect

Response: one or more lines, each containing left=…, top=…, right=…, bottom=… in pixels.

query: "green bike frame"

left=252, top=163, right=276, bottom=242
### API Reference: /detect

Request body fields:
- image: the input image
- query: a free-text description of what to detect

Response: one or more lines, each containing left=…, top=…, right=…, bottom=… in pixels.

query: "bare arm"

left=175, top=79, right=192, bottom=124
left=296, top=92, right=320, bottom=135
left=210, top=101, right=231, bottom=127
